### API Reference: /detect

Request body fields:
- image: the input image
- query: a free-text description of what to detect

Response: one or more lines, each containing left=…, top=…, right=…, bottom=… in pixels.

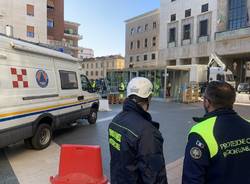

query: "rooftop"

left=64, top=20, right=81, bottom=27
left=82, top=55, right=124, bottom=62
left=125, top=9, right=159, bottom=23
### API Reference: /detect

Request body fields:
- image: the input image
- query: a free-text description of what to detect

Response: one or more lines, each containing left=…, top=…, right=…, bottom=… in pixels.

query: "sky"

left=64, top=0, right=160, bottom=57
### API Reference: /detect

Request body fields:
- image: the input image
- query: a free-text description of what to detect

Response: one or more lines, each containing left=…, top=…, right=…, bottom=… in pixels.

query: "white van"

left=0, top=34, right=99, bottom=149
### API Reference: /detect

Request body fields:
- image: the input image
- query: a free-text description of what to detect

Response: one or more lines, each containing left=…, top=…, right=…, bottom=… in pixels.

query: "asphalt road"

left=0, top=101, right=250, bottom=183
left=53, top=101, right=205, bottom=177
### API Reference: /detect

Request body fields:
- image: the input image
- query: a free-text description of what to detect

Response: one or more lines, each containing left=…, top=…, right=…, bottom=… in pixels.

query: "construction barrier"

left=98, top=99, right=111, bottom=112
left=108, top=93, right=124, bottom=104
left=182, top=83, right=200, bottom=103
left=50, top=144, right=108, bottom=184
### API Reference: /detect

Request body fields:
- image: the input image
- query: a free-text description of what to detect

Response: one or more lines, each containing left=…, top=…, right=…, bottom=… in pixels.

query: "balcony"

left=198, top=35, right=209, bottom=43
left=168, top=42, right=176, bottom=48
left=64, top=30, right=83, bottom=40
left=48, top=40, right=70, bottom=47
left=215, top=27, right=250, bottom=41
left=182, top=39, right=191, bottom=46
left=47, top=40, right=79, bottom=51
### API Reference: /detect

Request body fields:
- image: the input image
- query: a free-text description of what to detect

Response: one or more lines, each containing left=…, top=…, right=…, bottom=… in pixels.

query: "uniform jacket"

left=108, top=99, right=168, bottom=184
left=182, top=108, right=250, bottom=184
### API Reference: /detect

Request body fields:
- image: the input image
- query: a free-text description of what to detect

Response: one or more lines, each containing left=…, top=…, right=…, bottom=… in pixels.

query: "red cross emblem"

left=10, top=68, right=29, bottom=88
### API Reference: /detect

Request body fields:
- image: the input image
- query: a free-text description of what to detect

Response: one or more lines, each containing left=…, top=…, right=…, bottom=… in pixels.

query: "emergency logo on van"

left=36, top=70, right=49, bottom=88
left=10, top=68, right=29, bottom=88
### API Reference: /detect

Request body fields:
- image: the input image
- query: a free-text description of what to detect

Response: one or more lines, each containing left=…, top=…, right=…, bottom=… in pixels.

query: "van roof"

left=0, top=33, right=79, bottom=62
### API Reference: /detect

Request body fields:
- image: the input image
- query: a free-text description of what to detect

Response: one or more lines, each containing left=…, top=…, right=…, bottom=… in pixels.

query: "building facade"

left=82, top=55, right=125, bottom=80
left=125, top=9, right=160, bottom=69
left=64, top=20, right=82, bottom=57
left=159, top=0, right=217, bottom=66
left=215, top=0, right=250, bottom=83
left=78, top=47, right=94, bottom=59
left=159, top=0, right=250, bottom=85
left=124, top=9, right=167, bottom=98
left=0, top=0, right=83, bottom=58
left=46, top=0, right=82, bottom=58
left=0, top=0, right=47, bottom=43
left=47, top=0, right=64, bottom=41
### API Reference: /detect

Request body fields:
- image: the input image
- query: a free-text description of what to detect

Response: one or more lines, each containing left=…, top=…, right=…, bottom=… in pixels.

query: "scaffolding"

left=107, top=68, right=167, bottom=98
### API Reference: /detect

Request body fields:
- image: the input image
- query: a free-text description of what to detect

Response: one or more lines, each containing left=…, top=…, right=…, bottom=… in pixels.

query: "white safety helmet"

left=127, top=77, right=153, bottom=98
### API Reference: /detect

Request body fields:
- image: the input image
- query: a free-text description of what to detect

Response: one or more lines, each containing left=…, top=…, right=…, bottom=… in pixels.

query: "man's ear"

left=203, top=98, right=210, bottom=109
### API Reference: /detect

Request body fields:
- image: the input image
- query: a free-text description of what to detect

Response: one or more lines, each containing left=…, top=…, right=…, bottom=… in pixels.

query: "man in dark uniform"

left=108, top=77, right=168, bottom=184
left=182, top=81, right=250, bottom=184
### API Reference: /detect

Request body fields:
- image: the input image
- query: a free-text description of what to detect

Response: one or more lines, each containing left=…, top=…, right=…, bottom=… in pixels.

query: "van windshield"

left=80, top=75, right=91, bottom=91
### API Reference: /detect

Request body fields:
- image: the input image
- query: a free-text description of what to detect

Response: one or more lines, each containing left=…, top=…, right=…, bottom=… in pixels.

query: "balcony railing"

left=215, top=26, right=250, bottom=41
left=48, top=40, right=70, bottom=47
left=64, top=30, right=77, bottom=35
left=47, top=40, right=79, bottom=55
left=64, top=32, right=83, bottom=40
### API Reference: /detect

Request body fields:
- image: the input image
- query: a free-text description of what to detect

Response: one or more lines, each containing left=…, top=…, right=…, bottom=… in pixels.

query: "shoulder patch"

left=196, top=140, right=205, bottom=149
left=190, top=147, right=202, bottom=159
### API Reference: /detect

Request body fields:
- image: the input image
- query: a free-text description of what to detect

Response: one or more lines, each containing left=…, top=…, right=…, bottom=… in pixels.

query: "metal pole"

left=164, top=67, right=167, bottom=99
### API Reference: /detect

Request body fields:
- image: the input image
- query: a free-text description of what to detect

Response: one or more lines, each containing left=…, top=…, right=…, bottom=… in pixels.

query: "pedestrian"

left=182, top=81, right=250, bottom=184
left=166, top=82, right=171, bottom=97
left=91, top=80, right=96, bottom=89
left=108, top=77, right=168, bottom=184
left=118, top=80, right=125, bottom=100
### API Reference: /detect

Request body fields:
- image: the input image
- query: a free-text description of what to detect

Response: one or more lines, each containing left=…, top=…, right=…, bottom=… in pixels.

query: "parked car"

left=237, top=83, right=250, bottom=93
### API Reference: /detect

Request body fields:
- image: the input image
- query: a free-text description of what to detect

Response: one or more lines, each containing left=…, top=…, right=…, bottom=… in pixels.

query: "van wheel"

left=24, top=138, right=33, bottom=149
left=31, top=124, right=52, bottom=150
left=88, top=108, right=98, bottom=124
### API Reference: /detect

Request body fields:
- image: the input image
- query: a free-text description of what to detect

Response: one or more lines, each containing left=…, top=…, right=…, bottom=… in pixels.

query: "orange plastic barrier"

left=50, top=144, right=108, bottom=184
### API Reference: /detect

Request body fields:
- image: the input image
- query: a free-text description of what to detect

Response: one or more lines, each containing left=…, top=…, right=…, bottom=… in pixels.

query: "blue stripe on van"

left=0, top=100, right=98, bottom=123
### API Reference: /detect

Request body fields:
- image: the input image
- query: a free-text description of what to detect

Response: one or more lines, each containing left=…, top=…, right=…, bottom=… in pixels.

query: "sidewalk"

left=166, top=158, right=183, bottom=184
left=235, top=93, right=250, bottom=105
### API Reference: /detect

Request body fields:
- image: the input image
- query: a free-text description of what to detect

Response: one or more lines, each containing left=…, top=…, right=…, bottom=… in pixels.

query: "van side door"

left=56, top=68, right=82, bottom=127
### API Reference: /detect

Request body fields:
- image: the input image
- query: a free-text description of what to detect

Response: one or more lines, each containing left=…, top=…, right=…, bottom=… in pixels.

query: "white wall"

left=78, top=47, right=94, bottom=59
left=0, top=0, right=47, bottom=44
left=160, top=0, right=217, bottom=51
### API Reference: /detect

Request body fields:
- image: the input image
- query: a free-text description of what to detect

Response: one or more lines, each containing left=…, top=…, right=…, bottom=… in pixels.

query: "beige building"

left=0, top=0, right=47, bottom=44
left=122, top=9, right=168, bottom=97
left=125, top=9, right=160, bottom=69
left=78, top=47, right=94, bottom=59
left=82, top=55, right=125, bottom=80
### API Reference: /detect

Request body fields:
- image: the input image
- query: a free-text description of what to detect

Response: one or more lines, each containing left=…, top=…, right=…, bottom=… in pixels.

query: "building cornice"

left=125, top=9, right=160, bottom=23
left=64, top=20, right=80, bottom=27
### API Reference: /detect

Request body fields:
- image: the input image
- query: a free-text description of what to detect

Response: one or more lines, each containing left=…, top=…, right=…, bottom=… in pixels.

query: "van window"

left=59, top=70, right=78, bottom=90
left=81, top=75, right=91, bottom=91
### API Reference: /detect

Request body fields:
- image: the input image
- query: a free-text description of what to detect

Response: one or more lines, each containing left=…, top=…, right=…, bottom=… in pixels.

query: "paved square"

left=0, top=101, right=249, bottom=184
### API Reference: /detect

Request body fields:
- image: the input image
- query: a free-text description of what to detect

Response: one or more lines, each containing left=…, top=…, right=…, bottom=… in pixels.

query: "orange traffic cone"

left=50, top=144, right=108, bottom=184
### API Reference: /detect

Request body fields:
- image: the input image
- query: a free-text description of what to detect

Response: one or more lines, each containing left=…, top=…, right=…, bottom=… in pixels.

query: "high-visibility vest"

left=189, top=117, right=218, bottom=158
